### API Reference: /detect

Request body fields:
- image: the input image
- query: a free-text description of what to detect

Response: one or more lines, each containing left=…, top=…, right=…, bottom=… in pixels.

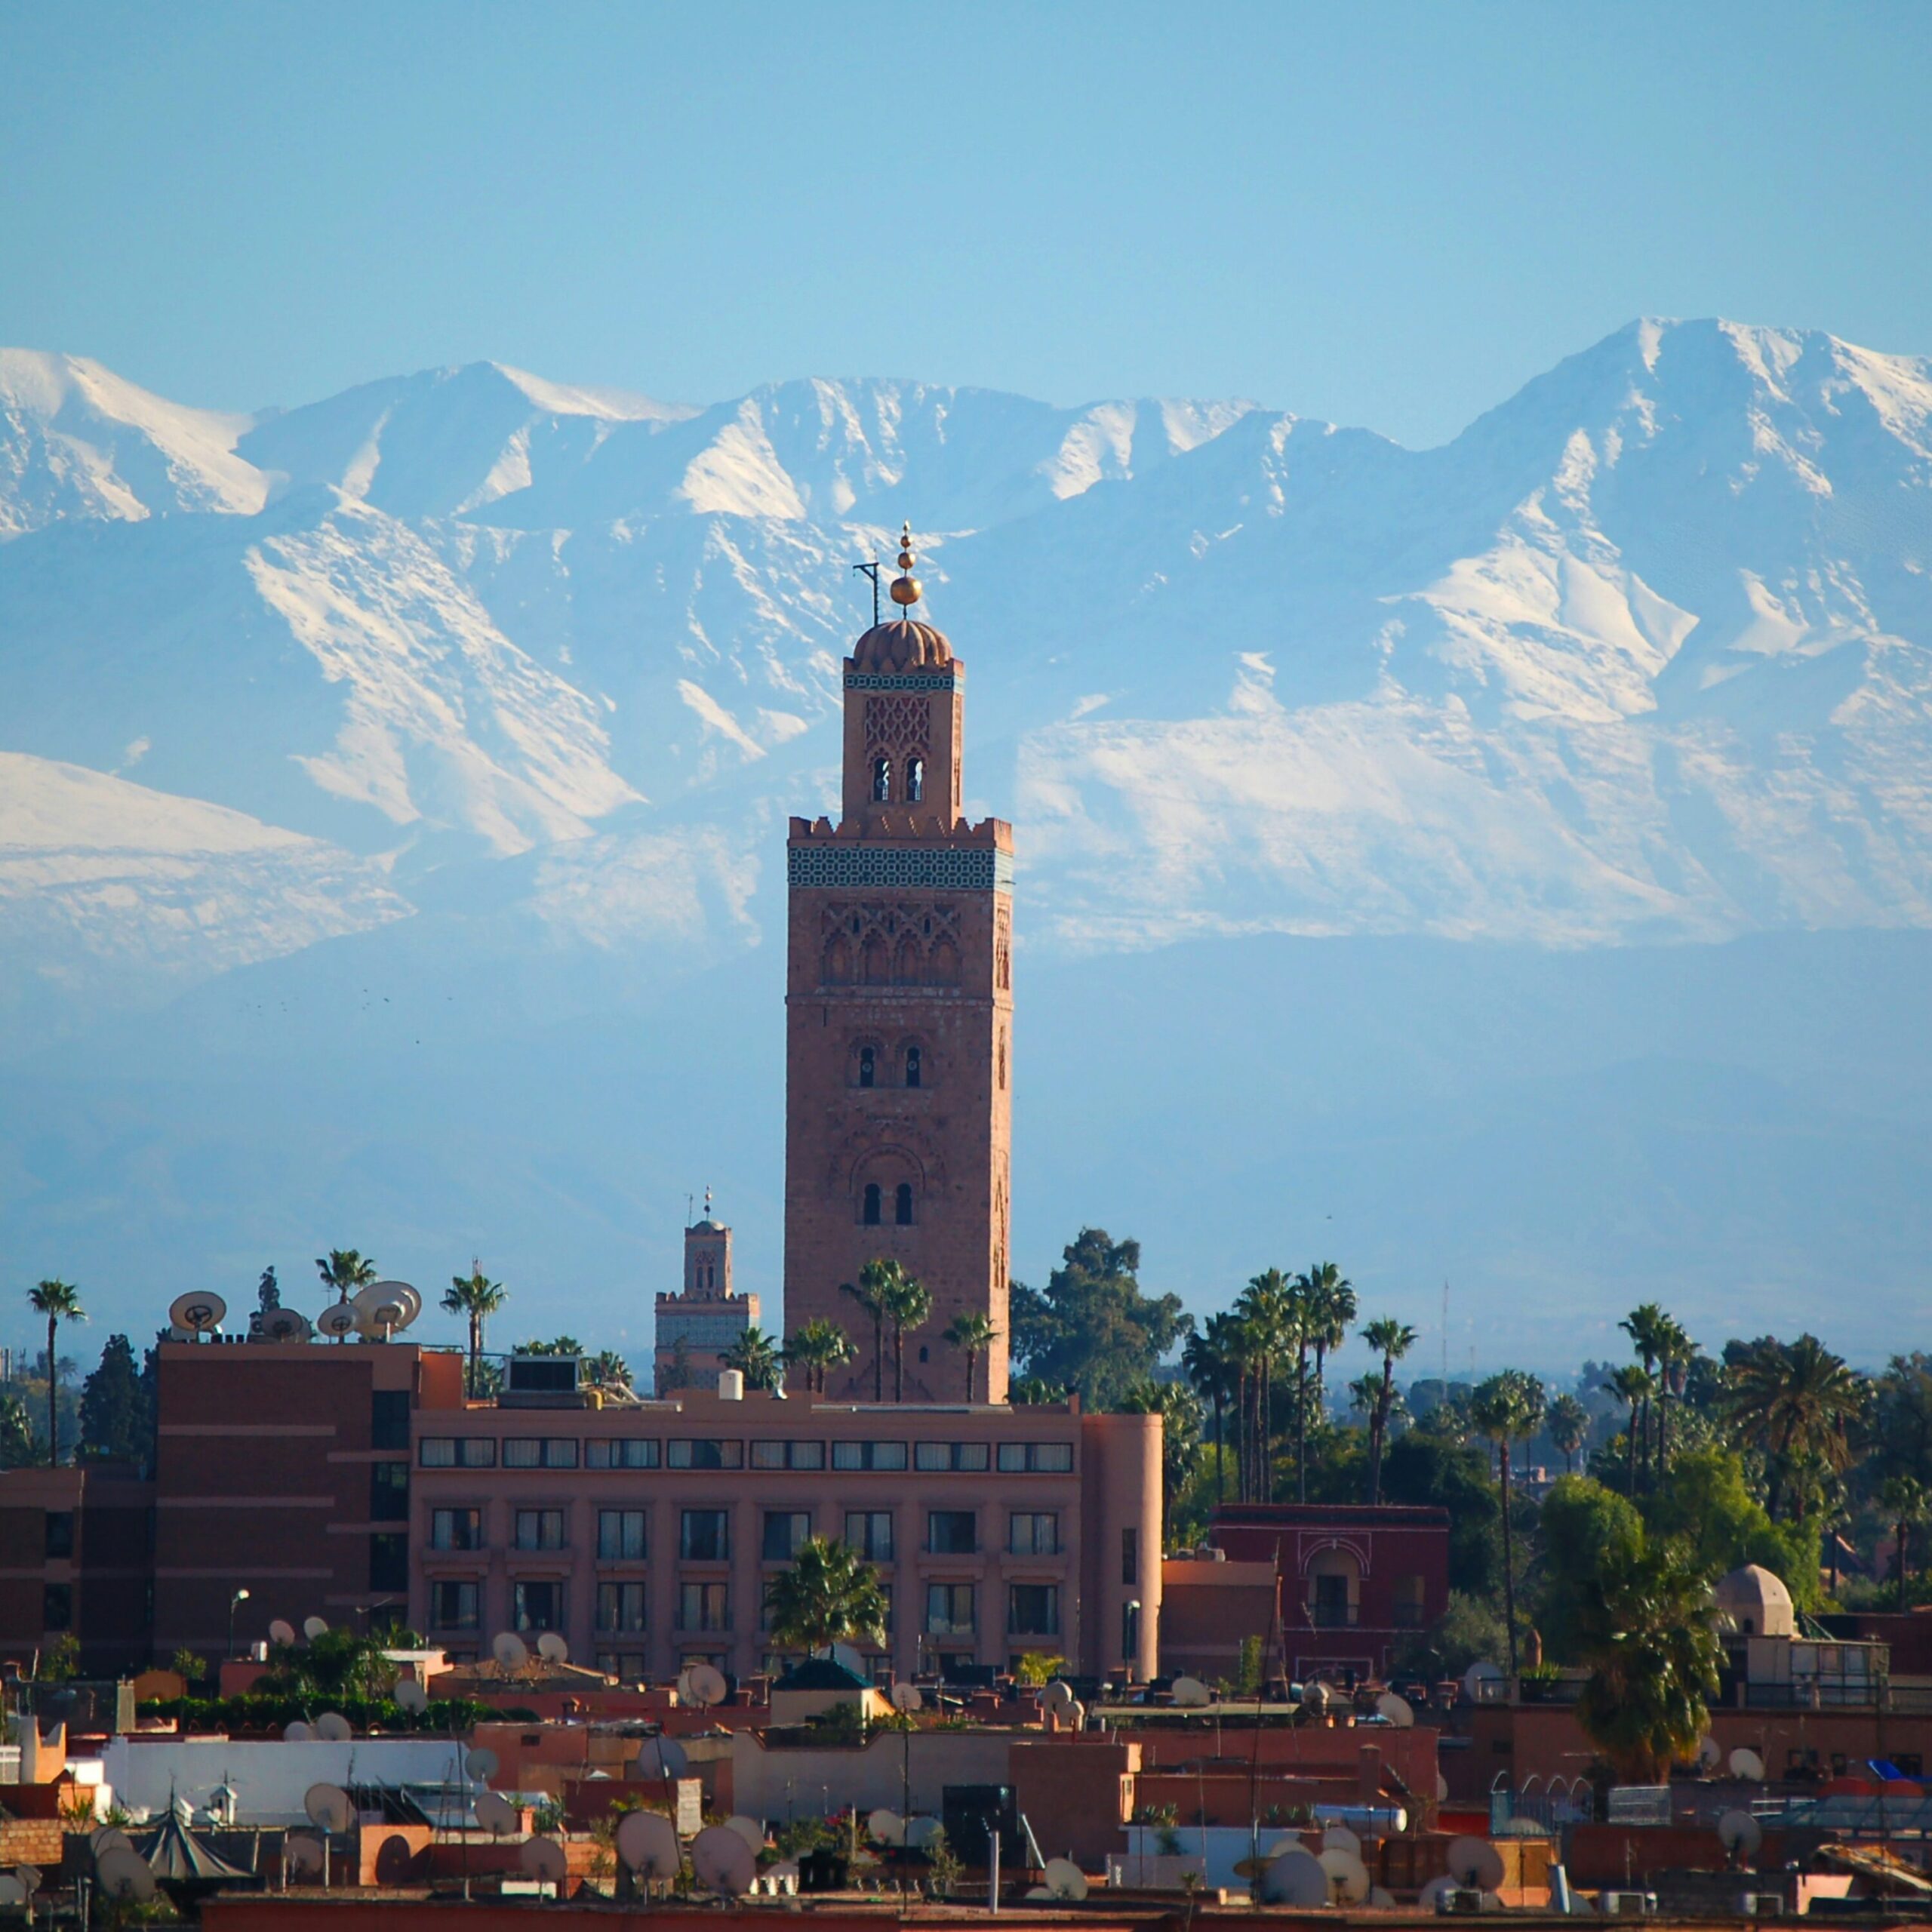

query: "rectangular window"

left=371, top=1531, right=409, bottom=1592
left=597, top=1582, right=648, bottom=1633
left=928, top=1510, right=977, bottom=1555
left=996, top=1441, right=1075, bottom=1474
left=1008, top=1583, right=1060, bottom=1636
left=42, top=1583, right=72, bottom=1632
left=543, top=1438, right=579, bottom=1468
left=1392, top=1573, right=1428, bottom=1629
left=669, top=1438, right=743, bottom=1470
left=370, top=1461, right=409, bottom=1521
left=420, top=1438, right=457, bottom=1467
left=44, top=1512, right=74, bottom=1560
left=681, top=1509, right=730, bottom=1561
left=514, top=1509, right=567, bottom=1551
left=925, top=1582, right=975, bottom=1635
left=916, top=1441, right=991, bottom=1472
left=432, top=1580, right=479, bottom=1631
left=1122, top=1526, right=1139, bottom=1587
left=371, top=1389, right=411, bottom=1451
left=1008, top=1512, right=1059, bottom=1556
left=832, top=1440, right=909, bottom=1472
left=762, top=1512, right=811, bottom=1561
left=431, top=1508, right=483, bottom=1552
left=586, top=1438, right=660, bottom=1469
left=513, top=1580, right=565, bottom=1633
left=460, top=1438, right=497, bottom=1468
left=844, top=1512, right=894, bottom=1561
left=503, top=1439, right=542, bottom=1468
left=680, top=1581, right=730, bottom=1632
left=598, top=1509, right=647, bottom=1561
left=751, top=1440, right=826, bottom=1470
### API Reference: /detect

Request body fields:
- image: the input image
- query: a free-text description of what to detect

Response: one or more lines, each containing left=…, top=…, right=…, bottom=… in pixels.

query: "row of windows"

left=421, top=1437, right=1072, bottom=1474
left=871, top=754, right=925, bottom=803
left=856, top=1044, right=921, bottom=1089
left=429, top=1505, right=1062, bottom=1561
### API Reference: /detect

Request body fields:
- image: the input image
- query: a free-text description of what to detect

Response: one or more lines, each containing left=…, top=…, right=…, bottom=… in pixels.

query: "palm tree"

left=1653, top=1314, right=1696, bottom=1477
left=1360, top=1317, right=1418, bottom=1506
left=1469, top=1368, right=1546, bottom=1680
left=1302, top=1262, right=1357, bottom=1417
left=1620, top=1303, right=1669, bottom=1486
left=26, top=1281, right=85, bottom=1466
left=1880, top=1475, right=1928, bottom=1601
left=1725, top=1334, right=1866, bottom=1520
left=441, top=1263, right=507, bottom=1396
left=316, top=1250, right=378, bottom=1303
left=1604, top=1365, right=1654, bottom=1498
left=841, top=1265, right=895, bottom=1401
left=881, top=1272, right=933, bottom=1401
left=583, top=1350, right=634, bottom=1395
left=764, top=1536, right=888, bottom=1654
left=1237, top=1270, right=1296, bottom=1504
left=1546, top=1392, right=1591, bottom=1475
left=783, top=1318, right=853, bottom=1395
left=1183, top=1315, right=1240, bottom=1506
left=1120, top=1378, right=1203, bottom=1521
left=720, top=1326, right=783, bottom=1392
left=943, top=1310, right=999, bottom=1402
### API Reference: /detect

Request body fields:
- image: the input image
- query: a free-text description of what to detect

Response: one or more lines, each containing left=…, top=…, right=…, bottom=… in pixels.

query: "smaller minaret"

left=653, top=1193, right=759, bottom=1394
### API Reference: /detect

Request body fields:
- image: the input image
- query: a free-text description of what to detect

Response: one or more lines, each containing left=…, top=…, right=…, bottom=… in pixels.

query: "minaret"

left=782, top=527, right=1014, bottom=1402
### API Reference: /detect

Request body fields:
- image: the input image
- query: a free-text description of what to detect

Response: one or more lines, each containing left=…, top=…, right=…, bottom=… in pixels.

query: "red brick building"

left=0, top=1464, right=152, bottom=1677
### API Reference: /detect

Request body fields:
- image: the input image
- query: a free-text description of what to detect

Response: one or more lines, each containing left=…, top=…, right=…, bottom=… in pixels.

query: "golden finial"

left=888, top=519, right=921, bottom=608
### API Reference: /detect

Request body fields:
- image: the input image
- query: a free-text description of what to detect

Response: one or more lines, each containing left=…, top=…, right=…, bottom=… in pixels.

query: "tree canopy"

left=1009, top=1229, right=1190, bottom=1411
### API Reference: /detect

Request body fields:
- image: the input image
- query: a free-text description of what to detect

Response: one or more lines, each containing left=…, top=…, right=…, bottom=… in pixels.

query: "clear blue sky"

left=3, top=0, right=1927, bottom=448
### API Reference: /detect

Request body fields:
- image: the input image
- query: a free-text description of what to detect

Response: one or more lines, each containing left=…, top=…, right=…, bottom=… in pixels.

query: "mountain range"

left=2, top=321, right=1928, bottom=1373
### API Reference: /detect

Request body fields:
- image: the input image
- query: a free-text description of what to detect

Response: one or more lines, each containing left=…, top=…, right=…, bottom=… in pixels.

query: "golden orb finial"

left=888, top=518, right=921, bottom=608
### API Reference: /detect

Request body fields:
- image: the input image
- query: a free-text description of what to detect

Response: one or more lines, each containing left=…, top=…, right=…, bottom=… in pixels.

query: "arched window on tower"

left=858, top=1045, right=875, bottom=1089
left=872, top=756, right=892, bottom=802
left=905, top=1045, right=922, bottom=1089
left=862, top=1183, right=882, bottom=1226
left=895, top=1182, right=914, bottom=1226
left=906, top=756, right=924, bottom=803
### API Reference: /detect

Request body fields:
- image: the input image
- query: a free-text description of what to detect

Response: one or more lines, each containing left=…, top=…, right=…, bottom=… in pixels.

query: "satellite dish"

left=1437, top=1773, right=1451, bottom=1801
left=724, top=1815, right=765, bottom=1853
left=1719, top=1810, right=1764, bottom=1857
left=904, top=1816, right=942, bottom=1850
left=1044, top=1858, right=1089, bottom=1902
left=1323, top=1824, right=1362, bottom=1857
left=520, top=1838, right=568, bottom=1887
left=259, top=1307, right=312, bottom=1343
left=268, top=1618, right=298, bottom=1647
left=314, top=1711, right=352, bottom=1742
left=303, top=1616, right=329, bottom=1641
left=1319, top=1847, right=1371, bottom=1903
left=891, top=1681, right=924, bottom=1713
left=1302, top=1678, right=1333, bottom=1712
left=285, top=1833, right=325, bottom=1878
left=304, top=1783, right=352, bottom=1835
left=394, top=1679, right=428, bottom=1714
left=1697, top=1735, right=1723, bottom=1772
left=474, top=1792, right=518, bottom=1835
left=0, top=1878, right=26, bottom=1906
left=368, top=1281, right=421, bottom=1330
left=95, top=1854, right=155, bottom=1904
left=537, top=1631, right=571, bottom=1663
left=494, top=1631, right=531, bottom=1672
left=1729, top=1746, right=1766, bottom=1782
left=283, top=1721, right=312, bottom=1743
left=685, top=1662, right=727, bottom=1707
left=828, top=1641, right=866, bottom=1676
left=1417, top=1876, right=1457, bottom=1911
left=1260, top=1849, right=1330, bottom=1906
left=1463, top=1660, right=1504, bottom=1697
left=1447, top=1837, right=1506, bottom=1891
left=169, top=1291, right=227, bottom=1336
left=1171, top=1675, right=1211, bottom=1708
left=464, top=1746, right=500, bottom=1781
left=691, top=1825, right=756, bottom=1898
left=15, top=1866, right=42, bottom=1897
left=1369, top=1887, right=1397, bottom=1909
left=315, top=1305, right=358, bottom=1340
left=616, top=1809, right=681, bottom=1878
left=352, top=1284, right=411, bottom=1339
left=1040, top=1679, right=1075, bottom=1715
left=868, top=1808, right=905, bottom=1846
left=634, top=1734, right=688, bottom=1779
left=1377, top=1690, right=1416, bottom=1728
left=89, top=1829, right=132, bottom=1859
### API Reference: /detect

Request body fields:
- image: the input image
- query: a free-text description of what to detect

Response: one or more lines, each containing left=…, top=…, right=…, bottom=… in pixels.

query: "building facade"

left=783, top=552, right=1014, bottom=1403
left=0, top=1464, right=153, bottom=1677
left=653, top=1212, right=758, bottom=1395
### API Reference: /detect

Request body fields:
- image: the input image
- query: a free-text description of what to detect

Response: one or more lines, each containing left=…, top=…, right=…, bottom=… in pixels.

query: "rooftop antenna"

left=704, top=1184, right=713, bottom=1220
left=853, top=558, right=881, bottom=627
left=1441, top=1280, right=1449, bottom=1389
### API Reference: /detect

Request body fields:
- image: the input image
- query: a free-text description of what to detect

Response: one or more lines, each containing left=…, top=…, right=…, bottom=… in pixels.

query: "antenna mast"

left=852, top=559, right=881, bottom=627
left=1441, top=1279, right=1449, bottom=1389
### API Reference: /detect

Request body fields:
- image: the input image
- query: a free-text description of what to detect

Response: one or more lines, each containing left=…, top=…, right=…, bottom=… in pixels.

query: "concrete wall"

left=728, top=1726, right=1012, bottom=1823
left=100, top=1736, right=467, bottom=1823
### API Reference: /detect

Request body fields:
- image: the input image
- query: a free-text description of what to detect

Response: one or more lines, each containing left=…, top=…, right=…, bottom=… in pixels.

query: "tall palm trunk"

left=45, top=1315, right=58, bottom=1466
left=468, top=1314, right=481, bottom=1396
left=1260, top=1352, right=1272, bottom=1505
left=1295, top=1341, right=1310, bottom=1503
left=1498, top=1440, right=1518, bottom=1680
left=872, top=1311, right=884, bottom=1401
left=1626, top=1414, right=1638, bottom=1497
left=892, top=1321, right=905, bottom=1401
left=1211, top=1387, right=1226, bottom=1506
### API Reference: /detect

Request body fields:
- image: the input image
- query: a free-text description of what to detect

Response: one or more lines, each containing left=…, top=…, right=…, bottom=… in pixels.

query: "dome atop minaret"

left=851, top=520, right=952, bottom=671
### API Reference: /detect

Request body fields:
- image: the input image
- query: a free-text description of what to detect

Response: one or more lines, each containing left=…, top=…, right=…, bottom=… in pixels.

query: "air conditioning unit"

left=1601, top=1892, right=1657, bottom=1916
left=1438, top=1888, right=1486, bottom=1915
left=1737, top=1894, right=1783, bottom=1918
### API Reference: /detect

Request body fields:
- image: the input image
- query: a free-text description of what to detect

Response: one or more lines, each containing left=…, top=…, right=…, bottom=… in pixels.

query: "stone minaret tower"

left=783, top=526, right=1014, bottom=1403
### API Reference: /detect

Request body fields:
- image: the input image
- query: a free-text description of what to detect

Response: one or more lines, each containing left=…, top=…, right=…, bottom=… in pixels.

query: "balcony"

left=1308, top=1600, right=1359, bottom=1629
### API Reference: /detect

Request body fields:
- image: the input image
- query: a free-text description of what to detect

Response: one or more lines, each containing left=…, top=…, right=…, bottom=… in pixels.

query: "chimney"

left=718, top=1368, right=744, bottom=1401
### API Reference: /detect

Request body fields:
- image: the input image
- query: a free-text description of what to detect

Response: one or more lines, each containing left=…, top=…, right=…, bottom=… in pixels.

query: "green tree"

left=0, top=1395, right=33, bottom=1469
left=879, top=1272, right=932, bottom=1401
left=1534, top=1475, right=1645, bottom=1663
left=1381, top=1432, right=1501, bottom=1597
left=1183, top=1314, right=1241, bottom=1506
left=1645, top=1447, right=1820, bottom=1607
left=1470, top=1369, right=1546, bottom=1679
left=1360, top=1317, right=1417, bottom=1505
left=441, top=1263, right=506, bottom=1397
left=1880, top=1475, right=1929, bottom=1600
left=1872, top=1354, right=1932, bottom=1488
left=1546, top=1393, right=1592, bottom=1475
left=720, top=1326, right=783, bottom=1392
left=316, top=1249, right=378, bottom=1301
left=80, top=1334, right=149, bottom=1465
left=763, top=1537, right=888, bottom=1653
left=582, top=1351, right=635, bottom=1395
left=1724, top=1334, right=1865, bottom=1521
left=257, top=1624, right=396, bottom=1701
left=1119, top=1377, right=1202, bottom=1522
left=1007, top=1230, right=1189, bottom=1414
left=1620, top=1303, right=1669, bottom=1486
left=841, top=1265, right=894, bottom=1402
left=783, top=1318, right=853, bottom=1395
left=1604, top=1364, right=1654, bottom=1498
left=1300, top=1262, right=1357, bottom=1420
left=942, top=1310, right=998, bottom=1403
left=1401, top=1590, right=1510, bottom=1678
left=26, top=1281, right=85, bottom=1466
left=1235, top=1271, right=1295, bottom=1503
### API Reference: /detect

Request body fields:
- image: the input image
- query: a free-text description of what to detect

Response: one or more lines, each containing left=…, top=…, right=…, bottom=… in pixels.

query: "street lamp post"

left=228, top=1587, right=251, bottom=1659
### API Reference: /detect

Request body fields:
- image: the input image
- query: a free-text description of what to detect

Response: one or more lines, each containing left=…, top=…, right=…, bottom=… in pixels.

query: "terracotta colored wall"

left=1010, top=1737, right=1139, bottom=1866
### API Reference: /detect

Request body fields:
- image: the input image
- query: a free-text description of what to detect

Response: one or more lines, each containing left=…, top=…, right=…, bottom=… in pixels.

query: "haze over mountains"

left=2, top=321, right=1928, bottom=1372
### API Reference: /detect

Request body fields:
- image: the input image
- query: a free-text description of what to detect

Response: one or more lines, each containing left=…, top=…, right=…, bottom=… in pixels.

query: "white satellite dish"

left=1260, top=1849, right=1330, bottom=1906
left=169, top=1291, right=227, bottom=1336
left=11, top=1869, right=37, bottom=1900
left=868, top=1808, right=905, bottom=1845
left=1719, top=1810, right=1764, bottom=1857
left=724, top=1815, right=765, bottom=1853
left=1729, top=1746, right=1766, bottom=1782
left=96, top=1854, right=155, bottom=1903
left=303, top=1615, right=329, bottom=1641
left=1696, top=1735, right=1723, bottom=1771
left=1044, top=1858, right=1088, bottom=1902
left=493, top=1631, right=531, bottom=1671
left=537, top=1631, right=571, bottom=1663
left=1436, top=1772, right=1451, bottom=1801
left=1447, top=1837, right=1506, bottom=1891
left=268, top=1618, right=298, bottom=1647
left=520, top=1837, right=568, bottom=1887
left=1369, top=1887, right=1396, bottom=1909
left=283, top=1721, right=312, bottom=1743
left=368, top=1281, right=421, bottom=1329
left=315, top=1305, right=358, bottom=1340
left=890, top=1681, right=924, bottom=1714
left=634, top=1734, right=688, bottom=1779
left=314, top=1711, right=352, bottom=1742
left=1039, top=1679, right=1075, bottom=1715
left=1376, top=1690, right=1416, bottom=1728
left=1171, top=1675, right=1211, bottom=1708
left=464, top=1746, right=500, bottom=1781
left=1463, top=1660, right=1505, bottom=1698
left=285, top=1833, right=325, bottom=1878
left=691, top=1825, right=756, bottom=1898
left=89, top=1829, right=132, bottom=1859
left=1417, top=1876, right=1457, bottom=1910
left=304, top=1783, right=352, bottom=1835
left=904, top=1816, right=942, bottom=1850
left=393, top=1678, right=428, bottom=1714
left=474, top=1792, right=518, bottom=1835
left=1322, top=1824, right=1362, bottom=1857
left=258, top=1308, right=311, bottom=1343
left=1319, top=1847, right=1370, bottom=1903
left=685, top=1661, right=728, bottom=1707
left=616, top=1809, right=681, bottom=1878
left=0, top=1878, right=26, bottom=1907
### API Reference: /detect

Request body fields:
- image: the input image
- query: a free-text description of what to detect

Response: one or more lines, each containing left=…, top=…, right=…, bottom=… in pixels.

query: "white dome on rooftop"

left=1715, top=1563, right=1794, bottom=1638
